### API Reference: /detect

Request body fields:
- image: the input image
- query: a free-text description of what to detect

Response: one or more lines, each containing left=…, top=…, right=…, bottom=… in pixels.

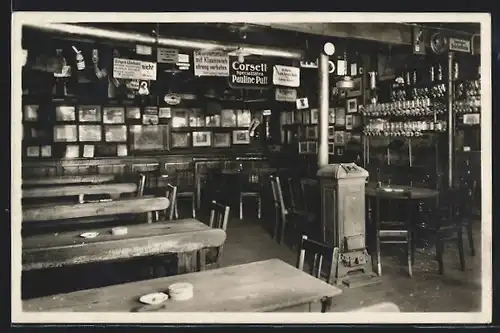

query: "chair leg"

left=239, top=195, right=243, bottom=220
left=411, top=230, right=416, bottom=265
left=457, top=226, right=466, bottom=271
left=407, top=232, right=413, bottom=278
left=436, top=234, right=445, bottom=275
left=174, top=201, right=179, bottom=219
left=376, top=234, right=382, bottom=276
left=191, top=196, right=196, bottom=218
left=257, top=196, right=261, bottom=219
left=466, top=220, right=475, bottom=256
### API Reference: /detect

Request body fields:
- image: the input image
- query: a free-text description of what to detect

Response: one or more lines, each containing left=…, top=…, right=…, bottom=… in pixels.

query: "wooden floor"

left=22, top=203, right=482, bottom=313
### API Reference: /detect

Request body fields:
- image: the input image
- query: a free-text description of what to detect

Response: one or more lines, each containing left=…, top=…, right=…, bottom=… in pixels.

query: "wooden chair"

left=270, top=174, right=287, bottom=243
left=239, top=169, right=262, bottom=220
left=296, top=235, right=339, bottom=313
left=417, top=187, right=466, bottom=274
left=136, top=173, right=146, bottom=197
left=154, top=183, right=178, bottom=221
left=171, top=168, right=196, bottom=219
left=372, top=188, right=415, bottom=277
left=198, top=200, right=230, bottom=270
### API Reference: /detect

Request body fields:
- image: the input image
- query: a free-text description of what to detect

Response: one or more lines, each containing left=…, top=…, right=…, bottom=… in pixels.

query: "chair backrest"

left=296, top=235, right=338, bottom=285
left=270, top=175, right=286, bottom=217
left=209, top=200, right=230, bottom=231
left=171, top=168, right=195, bottom=192
left=165, top=183, right=178, bottom=221
left=136, top=173, right=146, bottom=197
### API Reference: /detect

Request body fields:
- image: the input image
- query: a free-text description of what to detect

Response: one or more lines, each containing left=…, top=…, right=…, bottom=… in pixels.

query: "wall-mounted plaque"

left=78, top=105, right=102, bottom=122
left=171, top=109, right=189, bottom=128
left=192, top=131, right=212, bottom=147
left=55, top=105, right=76, bottom=121
left=53, top=125, right=77, bottom=142
left=103, top=106, right=125, bottom=124
left=126, top=106, right=141, bottom=119
left=23, top=105, right=39, bottom=121
left=129, top=125, right=169, bottom=151
left=213, top=132, right=231, bottom=148
left=232, top=129, right=250, bottom=144
left=171, top=132, right=191, bottom=148
left=236, top=109, right=252, bottom=127
left=104, top=125, right=127, bottom=142
left=221, top=109, right=237, bottom=127
left=78, top=125, right=102, bottom=142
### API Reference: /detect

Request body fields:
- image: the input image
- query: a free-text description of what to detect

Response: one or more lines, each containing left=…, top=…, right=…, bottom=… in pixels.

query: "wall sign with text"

left=193, top=51, right=229, bottom=77
left=273, top=65, right=300, bottom=87
left=449, top=38, right=471, bottom=53
left=113, top=58, right=157, bottom=81
left=228, top=57, right=271, bottom=89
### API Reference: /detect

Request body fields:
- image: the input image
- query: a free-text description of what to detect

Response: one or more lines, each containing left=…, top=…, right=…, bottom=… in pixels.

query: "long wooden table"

left=22, top=197, right=170, bottom=223
left=22, top=218, right=226, bottom=272
left=22, top=183, right=137, bottom=201
left=22, top=175, right=115, bottom=186
left=365, top=182, right=439, bottom=200
left=23, top=259, right=342, bottom=312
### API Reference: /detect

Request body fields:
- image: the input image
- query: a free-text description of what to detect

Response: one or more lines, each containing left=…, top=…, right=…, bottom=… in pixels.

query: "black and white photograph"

left=11, top=12, right=491, bottom=325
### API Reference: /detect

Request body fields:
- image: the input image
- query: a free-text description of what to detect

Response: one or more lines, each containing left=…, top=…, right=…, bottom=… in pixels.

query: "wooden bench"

left=22, top=183, right=138, bottom=202
left=23, top=259, right=342, bottom=312
left=22, top=218, right=226, bottom=273
left=22, top=197, right=170, bottom=225
left=22, top=175, right=115, bottom=187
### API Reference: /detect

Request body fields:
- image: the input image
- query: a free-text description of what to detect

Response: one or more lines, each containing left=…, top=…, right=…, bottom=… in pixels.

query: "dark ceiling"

left=414, top=22, right=481, bottom=35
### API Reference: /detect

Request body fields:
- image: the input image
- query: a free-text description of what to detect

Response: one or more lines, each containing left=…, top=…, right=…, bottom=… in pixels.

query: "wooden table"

left=22, top=183, right=138, bottom=201
left=22, top=197, right=170, bottom=223
left=22, top=218, right=226, bottom=271
left=22, top=175, right=115, bottom=186
left=365, top=182, right=439, bottom=200
left=23, top=259, right=342, bottom=312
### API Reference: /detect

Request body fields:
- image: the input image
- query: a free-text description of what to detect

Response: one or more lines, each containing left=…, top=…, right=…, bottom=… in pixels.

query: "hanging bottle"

left=72, top=46, right=86, bottom=71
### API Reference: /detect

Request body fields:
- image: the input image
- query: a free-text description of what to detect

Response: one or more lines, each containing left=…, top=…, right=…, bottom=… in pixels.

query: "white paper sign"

left=193, top=51, right=229, bottom=77
left=273, top=65, right=300, bottom=87
left=296, top=97, right=309, bottom=110
left=113, top=58, right=157, bottom=81
left=275, top=87, right=297, bottom=102
left=157, top=48, right=179, bottom=63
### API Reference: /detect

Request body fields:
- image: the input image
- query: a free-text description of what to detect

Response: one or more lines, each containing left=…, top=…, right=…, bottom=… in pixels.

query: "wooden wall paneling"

left=22, top=166, right=58, bottom=178
left=131, top=163, right=160, bottom=189
left=61, top=165, right=97, bottom=176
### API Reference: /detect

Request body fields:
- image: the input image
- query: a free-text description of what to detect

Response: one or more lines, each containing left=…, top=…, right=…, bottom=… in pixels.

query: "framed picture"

left=205, top=114, right=221, bottom=127
left=126, top=106, right=141, bottom=119
left=23, top=105, right=39, bottom=121
left=53, top=125, right=77, bottom=142
left=347, top=77, right=362, bottom=97
left=78, top=105, right=101, bottom=122
left=298, top=141, right=307, bottom=154
left=65, top=145, right=80, bottom=158
left=171, top=109, right=189, bottom=128
left=294, top=110, right=302, bottom=124
left=192, top=131, right=212, bottom=147
left=83, top=144, right=95, bottom=158
left=346, top=115, right=353, bottom=130
left=221, top=109, right=237, bottom=127
left=129, top=125, right=170, bottom=151
left=347, top=98, right=358, bottom=113
left=236, top=109, right=252, bottom=127
left=143, top=106, right=159, bottom=125
left=310, top=109, right=319, bottom=124
left=213, top=132, right=231, bottom=148
left=307, top=141, right=317, bottom=154
left=232, top=129, right=250, bottom=144
left=297, top=126, right=305, bottom=140
left=159, top=107, right=172, bottom=119
left=117, top=144, right=128, bottom=157
left=40, top=145, right=52, bottom=157
left=328, top=142, right=335, bottom=155
left=103, top=106, right=125, bottom=124
left=171, top=132, right=191, bottom=148
left=336, top=107, right=346, bottom=126
left=189, top=109, right=206, bottom=127
left=302, top=109, right=311, bottom=124
left=305, top=125, right=318, bottom=140
left=79, top=125, right=102, bottom=142
left=105, top=125, right=127, bottom=142
left=55, top=105, right=76, bottom=121
left=328, top=108, right=336, bottom=124
left=328, top=126, right=335, bottom=140
left=334, top=131, right=345, bottom=145
left=26, top=146, right=40, bottom=157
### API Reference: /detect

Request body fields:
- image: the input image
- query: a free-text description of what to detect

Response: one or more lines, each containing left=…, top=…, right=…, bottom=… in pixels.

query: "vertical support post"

left=447, top=52, right=454, bottom=189
left=318, top=53, right=330, bottom=169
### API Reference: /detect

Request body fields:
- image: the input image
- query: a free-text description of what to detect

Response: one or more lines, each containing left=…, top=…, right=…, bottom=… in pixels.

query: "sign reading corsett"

left=228, top=58, right=271, bottom=89
left=449, top=38, right=471, bottom=53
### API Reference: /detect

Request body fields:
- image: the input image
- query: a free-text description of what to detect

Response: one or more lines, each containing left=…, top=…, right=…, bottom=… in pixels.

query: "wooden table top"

left=22, top=218, right=226, bottom=271
left=22, top=183, right=137, bottom=199
left=365, top=182, right=439, bottom=200
left=22, top=175, right=115, bottom=186
left=23, top=197, right=170, bottom=222
left=23, top=259, right=342, bottom=312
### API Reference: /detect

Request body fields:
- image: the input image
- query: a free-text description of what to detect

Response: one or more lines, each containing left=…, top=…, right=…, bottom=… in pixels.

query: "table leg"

left=177, top=251, right=198, bottom=274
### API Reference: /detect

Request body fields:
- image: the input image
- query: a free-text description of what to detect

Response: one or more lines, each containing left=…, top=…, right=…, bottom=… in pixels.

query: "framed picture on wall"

left=65, top=145, right=80, bottom=158
left=236, top=109, right=252, bottom=127
left=129, top=125, right=170, bottom=151
left=40, top=145, right=52, bottom=157
left=53, top=125, right=77, bottom=142
left=189, top=109, right=206, bottom=127
left=335, top=107, right=346, bottom=126
left=170, top=132, right=191, bottom=148
left=78, top=105, right=101, bottom=122
left=232, top=129, right=250, bottom=144
left=221, top=109, right=237, bottom=127
left=103, top=107, right=125, bottom=124
left=205, top=114, right=221, bottom=127
left=83, top=144, right=95, bottom=158
left=305, top=125, right=318, bottom=140
left=23, top=105, right=39, bottom=121
left=117, top=144, right=128, bottom=157
left=126, top=106, right=141, bottom=119
left=328, top=108, right=336, bottom=124
left=298, top=141, right=307, bottom=154
left=334, top=131, right=345, bottom=145
left=213, top=132, right=231, bottom=148
left=171, top=109, right=189, bottom=128
left=310, top=109, right=319, bottom=124
left=345, top=115, right=353, bottom=130
left=328, top=126, right=335, bottom=140
left=347, top=77, right=362, bottom=97
left=307, top=141, right=317, bottom=154
left=55, top=105, right=76, bottom=121
left=105, top=125, right=127, bottom=142
left=78, top=125, right=102, bottom=142
left=192, top=131, right=212, bottom=147
left=328, top=142, right=335, bottom=155
left=294, top=110, right=302, bottom=124
left=26, top=146, right=40, bottom=157
left=347, top=98, right=358, bottom=113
